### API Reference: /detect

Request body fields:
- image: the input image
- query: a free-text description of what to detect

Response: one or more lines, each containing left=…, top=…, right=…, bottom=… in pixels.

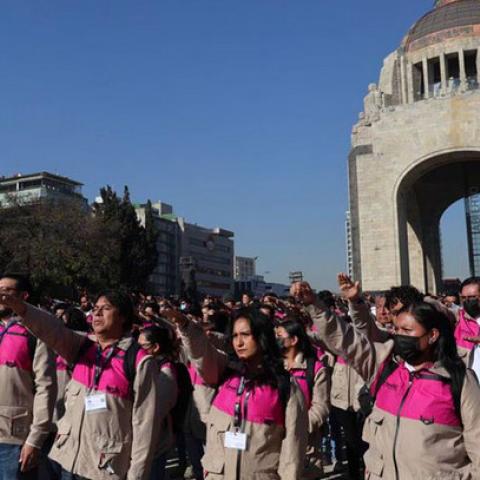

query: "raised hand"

left=290, top=282, right=317, bottom=306
left=337, top=273, right=361, bottom=303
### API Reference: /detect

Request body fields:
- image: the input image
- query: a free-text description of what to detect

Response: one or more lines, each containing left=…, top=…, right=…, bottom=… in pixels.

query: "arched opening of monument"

left=396, top=151, right=480, bottom=294
left=440, top=199, right=470, bottom=282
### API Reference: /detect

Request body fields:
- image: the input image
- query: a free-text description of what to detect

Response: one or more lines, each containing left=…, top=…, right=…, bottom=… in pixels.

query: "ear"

left=291, top=335, right=299, bottom=347
left=21, top=292, right=29, bottom=302
left=152, top=344, right=161, bottom=355
left=428, top=328, right=440, bottom=345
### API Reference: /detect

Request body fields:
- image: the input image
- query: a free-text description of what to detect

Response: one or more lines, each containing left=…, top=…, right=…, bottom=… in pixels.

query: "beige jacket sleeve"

left=308, top=366, right=330, bottom=433
left=278, top=379, right=309, bottom=479
left=21, top=304, right=86, bottom=364
left=349, top=300, right=390, bottom=343
left=128, top=355, right=161, bottom=480
left=26, top=339, right=57, bottom=449
left=178, top=320, right=228, bottom=386
left=306, top=303, right=382, bottom=383
left=460, top=369, right=480, bottom=474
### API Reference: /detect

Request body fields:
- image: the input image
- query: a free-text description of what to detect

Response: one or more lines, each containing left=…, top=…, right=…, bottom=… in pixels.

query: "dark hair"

left=277, top=320, right=316, bottom=359
left=228, top=308, right=290, bottom=403
left=95, top=290, right=137, bottom=332
left=144, top=301, right=160, bottom=315
left=398, top=302, right=466, bottom=419
left=63, top=307, right=89, bottom=332
left=0, top=273, right=32, bottom=295
left=317, top=290, right=335, bottom=309
left=385, top=286, right=424, bottom=310
left=141, top=324, right=179, bottom=360
left=460, top=276, right=480, bottom=292
left=53, top=302, right=70, bottom=313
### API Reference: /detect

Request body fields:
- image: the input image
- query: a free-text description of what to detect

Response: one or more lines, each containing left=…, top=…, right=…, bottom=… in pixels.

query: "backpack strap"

left=123, top=342, right=142, bottom=392
left=27, top=334, right=37, bottom=361
left=372, top=358, right=398, bottom=400
left=305, top=356, right=316, bottom=401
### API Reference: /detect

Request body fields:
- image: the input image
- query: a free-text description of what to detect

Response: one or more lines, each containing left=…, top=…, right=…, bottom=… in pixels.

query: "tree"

left=0, top=198, right=118, bottom=298
left=93, top=186, right=158, bottom=291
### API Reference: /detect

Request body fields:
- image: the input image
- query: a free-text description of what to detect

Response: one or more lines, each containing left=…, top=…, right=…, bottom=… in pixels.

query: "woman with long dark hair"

left=167, top=307, right=308, bottom=479
left=293, top=281, right=480, bottom=480
left=275, top=320, right=330, bottom=479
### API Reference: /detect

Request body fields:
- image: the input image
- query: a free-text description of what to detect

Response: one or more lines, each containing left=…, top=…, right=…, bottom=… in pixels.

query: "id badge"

left=85, top=393, right=108, bottom=413
left=224, top=431, right=247, bottom=451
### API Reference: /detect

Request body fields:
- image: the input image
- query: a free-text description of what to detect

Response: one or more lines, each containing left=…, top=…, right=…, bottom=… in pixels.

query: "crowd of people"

left=0, top=271, right=480, bottom=479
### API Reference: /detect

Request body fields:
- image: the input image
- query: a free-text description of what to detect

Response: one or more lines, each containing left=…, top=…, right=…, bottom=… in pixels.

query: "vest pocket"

left=0, top=406, right=31, bottom=438
left=364, top=448, right=384, bottom=478
left=202, top=414, right=231, bottom=474
left=98, top=442, right=127, bottom=476
left=55, top=424, right=71, bottom=449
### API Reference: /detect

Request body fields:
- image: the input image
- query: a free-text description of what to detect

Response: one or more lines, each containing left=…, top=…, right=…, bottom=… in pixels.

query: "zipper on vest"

left=392, top=372, right=414, bottom=480
left=235, top=390, right=251, bottom=480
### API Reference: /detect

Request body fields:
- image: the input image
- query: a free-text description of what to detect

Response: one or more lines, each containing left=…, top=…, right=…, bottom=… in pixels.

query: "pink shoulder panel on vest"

left=71, top=342, right=131, bottom=399
left=0, top=323, right=33, bottom=372
left=291, top=359, right=324, bottom=408
left=56, top=355, right=69, bottom=372
left=375, top=363, right=461, bottom=427
left=188, top=363, right=207, bottom=387
left=336, top=356, right=347, bottom=366
left=213, top=375, right=285, bottom=426
left=454, top=310, right=480, bottom=351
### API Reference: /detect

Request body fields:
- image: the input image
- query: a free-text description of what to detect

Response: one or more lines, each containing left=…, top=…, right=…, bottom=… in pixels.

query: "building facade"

left=177, top=218, right=234, bottom=298
left=0, top=172, right=87, bottom=207
left=234, top=256, right=257, bottom=281
left=135, top=202, right=180, bottom=297
left=465, top=192, right=480, bottom=276
left=349, top=0, right=480, bottom=293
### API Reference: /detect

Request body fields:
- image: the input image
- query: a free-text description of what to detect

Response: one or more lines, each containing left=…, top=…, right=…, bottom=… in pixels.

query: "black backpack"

left=358, top=359, right=398, bottom=418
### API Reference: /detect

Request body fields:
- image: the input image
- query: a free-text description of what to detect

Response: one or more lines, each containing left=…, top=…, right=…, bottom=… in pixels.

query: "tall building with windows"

left=234, top=256, right=257, bottom=281
left=178, top=218, right=235, bottom=297
left=135, top=202, right=180, bottom=296
left=0, top=172, right=87, bottom=207
left=465, top=191, right=480, bottom=276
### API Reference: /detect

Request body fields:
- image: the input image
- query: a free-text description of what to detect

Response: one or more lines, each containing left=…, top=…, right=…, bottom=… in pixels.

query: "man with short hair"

left=455, top=277, right=480, bottom=374
left=0, top=274, right=56, bottom=479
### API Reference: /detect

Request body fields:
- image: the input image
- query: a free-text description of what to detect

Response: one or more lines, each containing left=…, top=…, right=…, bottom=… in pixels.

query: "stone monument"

left=349, top=0, right=480, bottom=293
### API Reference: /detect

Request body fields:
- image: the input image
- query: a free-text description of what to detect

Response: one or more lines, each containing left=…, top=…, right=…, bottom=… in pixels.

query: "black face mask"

left=393, top=334, right=425, bottom=363
left=463, top=299, right=480, bottom=319
left=276, top=338, right=287, bottom=352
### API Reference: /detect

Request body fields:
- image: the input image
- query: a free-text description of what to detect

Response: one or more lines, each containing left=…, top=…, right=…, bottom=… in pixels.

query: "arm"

left=305, top=303, right=379, bottom=383
left=349, top=300, right=390, bottom=343
left=308, top=367, right=330, bottom=433
left=25, top=340, right=57, bottom=450
left=278, top=380, right=309, bottom=479
left=460, top=369, right=480, bottom=473
left=21, top=304, right=86, bottom=364
left=177, top=319, right=228, bottom=386
left=127, top=356, right=164, bottom=480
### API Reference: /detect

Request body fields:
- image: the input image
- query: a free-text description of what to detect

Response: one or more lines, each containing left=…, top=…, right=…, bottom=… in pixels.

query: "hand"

left=337, top=273, right=361, bottom=302
left=464, top=336, right=480, bottom=344
left=163, top=309, right=189, bottom=329
left=0, top=291, right=27, bottom=317
left=290, top=282, right=317, bottom=306
left=19, top=443, right=40, bottom=472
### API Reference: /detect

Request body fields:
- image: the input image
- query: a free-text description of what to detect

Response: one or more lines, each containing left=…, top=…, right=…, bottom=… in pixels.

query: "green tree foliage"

left=93, top=186, right=158, bottom=292
left=0, top=186, right=159, bottom=299
left=0, top=198, right=118, bottom=298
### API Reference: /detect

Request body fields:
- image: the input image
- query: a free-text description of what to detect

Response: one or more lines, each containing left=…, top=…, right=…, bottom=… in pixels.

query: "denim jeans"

left=60, top=470, right=90, bottom=480
left=0, top=443, right=37, bottom=480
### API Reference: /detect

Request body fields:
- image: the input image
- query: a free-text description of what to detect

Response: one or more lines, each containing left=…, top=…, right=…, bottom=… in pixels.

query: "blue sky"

left=0, top=0, right=469, bottom=289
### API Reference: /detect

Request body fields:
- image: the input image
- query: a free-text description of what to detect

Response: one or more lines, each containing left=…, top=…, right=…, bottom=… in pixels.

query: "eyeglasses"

left=460, top=295, right=480, bottom=301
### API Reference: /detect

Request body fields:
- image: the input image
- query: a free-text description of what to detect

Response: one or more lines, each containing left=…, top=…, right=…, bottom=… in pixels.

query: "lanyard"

left=92, top=343, right=118, bottom=391
left=0, top=320, right=17, bottom=346
left=234, top=376, right=247, bottom=429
